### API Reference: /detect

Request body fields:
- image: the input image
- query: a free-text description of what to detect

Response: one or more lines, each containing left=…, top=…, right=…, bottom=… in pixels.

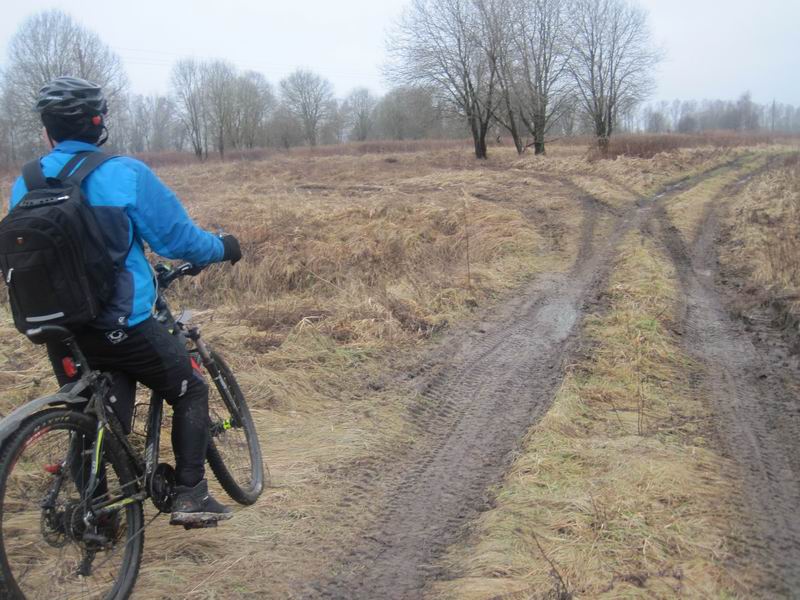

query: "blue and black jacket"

left=9, top=140, right=224, bottom=330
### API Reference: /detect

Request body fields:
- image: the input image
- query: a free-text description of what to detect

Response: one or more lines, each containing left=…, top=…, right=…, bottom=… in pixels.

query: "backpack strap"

left=21, top=159, right=49, bottom=191
left=56, top=151, right=116, bottom=185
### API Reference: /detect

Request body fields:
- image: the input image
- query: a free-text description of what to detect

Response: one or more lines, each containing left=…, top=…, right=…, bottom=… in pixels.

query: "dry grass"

left=431, top=228, right=754, bottom=599
left=514, top=146, right=754, bottom=204
left=600, top=132, right=798, bottom=160
left=718, top=152, right=800, bottom=326
left=136, top=139, right=475, bottom=170
left=0, top=146, right=774, bottom=598
left=664, top=152, right=773, bottom=242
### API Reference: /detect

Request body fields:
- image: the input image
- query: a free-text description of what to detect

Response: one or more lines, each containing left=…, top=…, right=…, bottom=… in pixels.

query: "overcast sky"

left=0, top=0, right=798, bottom=105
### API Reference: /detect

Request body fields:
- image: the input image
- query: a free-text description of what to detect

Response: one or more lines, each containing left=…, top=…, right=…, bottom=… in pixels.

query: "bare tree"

left=321, top=99, right=347, bottom=144
left=268, top=104, right=303, bottom=150
left=508, top=0, right=573, bottom=154
left=202, top=60, right=236, bottom=158
left=388, top=0, right=501, bottom=159
left=643, top=104, right=668, bottom=133
left=344, top=88, right=378, bottom=141
left=375, top=86, right=444, bottom=140
left=475, top=0, right=527, bottom=154
left=114, top=94, right=178, bottom=154
left=1, top=9, right=127, bottom=160
left=171, top=59, right=208, bottom=159
left=124, top=94, right=151, bottom=153
left=569, top=0, right=659, bottom=155
left=149, top=95, right=179, bottom=152
left=231, top=71, right=275, bottom=149
left=279, top=69, right=334, bottom=147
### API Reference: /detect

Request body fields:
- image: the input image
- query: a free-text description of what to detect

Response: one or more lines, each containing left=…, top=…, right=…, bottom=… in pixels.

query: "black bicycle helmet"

left=34, top=76, right=108, bottom=117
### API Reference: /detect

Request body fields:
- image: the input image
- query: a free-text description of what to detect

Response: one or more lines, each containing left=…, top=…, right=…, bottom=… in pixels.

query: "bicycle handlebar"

left=155, top=262, right=207, bottom=290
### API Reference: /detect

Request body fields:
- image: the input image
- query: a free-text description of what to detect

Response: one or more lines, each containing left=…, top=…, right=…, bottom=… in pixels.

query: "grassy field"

left=0, top=141, right=786, bottom=598
left=717, top=152, right=800, bottom=328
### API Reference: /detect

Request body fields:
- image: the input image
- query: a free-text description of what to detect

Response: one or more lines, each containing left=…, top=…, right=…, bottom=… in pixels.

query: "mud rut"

left=301, top=162, right=746, bottom=599
left=654, top=164, right=800, bottom=596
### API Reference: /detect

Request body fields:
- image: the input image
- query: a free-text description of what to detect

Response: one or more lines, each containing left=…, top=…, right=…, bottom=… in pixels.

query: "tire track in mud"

left=304, top=161, right=744, bottom=600
left=653, top=163, right=800, bottom=596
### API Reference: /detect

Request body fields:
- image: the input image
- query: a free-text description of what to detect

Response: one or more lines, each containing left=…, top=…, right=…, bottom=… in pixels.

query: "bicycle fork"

left=190, top=332, right=240, bottom=431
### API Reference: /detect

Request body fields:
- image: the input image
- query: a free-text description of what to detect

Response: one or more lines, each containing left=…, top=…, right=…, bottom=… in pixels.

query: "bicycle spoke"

left=1, top=421, right=136, bottom=599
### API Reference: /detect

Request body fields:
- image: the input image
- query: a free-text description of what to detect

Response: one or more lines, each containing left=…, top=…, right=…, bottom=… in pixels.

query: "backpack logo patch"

left=106, top=329, right=128, bottom=344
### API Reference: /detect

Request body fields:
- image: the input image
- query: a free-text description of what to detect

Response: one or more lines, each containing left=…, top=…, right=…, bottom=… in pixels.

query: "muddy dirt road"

left=302, top=161, right=760, bottom=599
left=656, top=170, right=800, bottom=597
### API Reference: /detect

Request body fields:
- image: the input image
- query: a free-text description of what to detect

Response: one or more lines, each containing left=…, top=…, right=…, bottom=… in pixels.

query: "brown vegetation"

left=0, top=145, right=780, bottom=598
left=718, top=151, right=800, bottom=334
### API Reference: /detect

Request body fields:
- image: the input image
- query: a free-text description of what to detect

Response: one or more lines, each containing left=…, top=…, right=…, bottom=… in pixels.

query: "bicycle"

left=0, top=262, right=265, bottom=599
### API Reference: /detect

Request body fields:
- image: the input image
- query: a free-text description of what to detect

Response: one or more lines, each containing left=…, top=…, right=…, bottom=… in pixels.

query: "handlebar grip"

left=156, top=262, right=206, bottom=289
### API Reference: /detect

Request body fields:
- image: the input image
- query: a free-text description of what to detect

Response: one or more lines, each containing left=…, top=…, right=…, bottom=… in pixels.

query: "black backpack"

left=0, top=151, right=117, bottom=335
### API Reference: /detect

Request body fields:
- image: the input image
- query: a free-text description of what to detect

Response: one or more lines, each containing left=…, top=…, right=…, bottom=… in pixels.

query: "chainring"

left=148, top=463, right=176, bottom=513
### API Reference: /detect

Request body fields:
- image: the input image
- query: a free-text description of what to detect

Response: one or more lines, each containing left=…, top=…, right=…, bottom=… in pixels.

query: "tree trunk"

left=476, top=134, right=488, bottom=159
left=469, top=116, right=488, bottom=160
left=503, top=93, right=525, bottom=155
left=508, top=116, right=524, bottom=155
left=597, top=135, right=610, bottom=158
left=533, top=114, right=547, bottom=155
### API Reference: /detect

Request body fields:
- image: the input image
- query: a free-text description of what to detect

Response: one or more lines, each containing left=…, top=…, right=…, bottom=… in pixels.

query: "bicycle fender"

left=0, top=381, right=90, bottom=447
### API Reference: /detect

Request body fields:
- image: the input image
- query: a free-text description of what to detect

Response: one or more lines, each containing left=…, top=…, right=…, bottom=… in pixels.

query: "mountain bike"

left=0, top=262, right=265, bottom=599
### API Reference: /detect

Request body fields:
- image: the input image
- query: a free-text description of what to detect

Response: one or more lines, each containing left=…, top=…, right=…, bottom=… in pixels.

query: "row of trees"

left=0, top=7, right=798, bottom=165
left=641, top=94, right=800, bottom=134
left=0, top=10, right=465, bottom=164
left=129, top=72, right=458, bottom=159
left=389, top=0, right=661, bottom=157
left=0, top=1, right=662, bottom=161
left=167, top=63, right=460, bottom=158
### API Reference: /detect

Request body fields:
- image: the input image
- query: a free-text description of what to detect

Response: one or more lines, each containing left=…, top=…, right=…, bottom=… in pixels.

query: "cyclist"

left=8, top=76, right=240, bottom=526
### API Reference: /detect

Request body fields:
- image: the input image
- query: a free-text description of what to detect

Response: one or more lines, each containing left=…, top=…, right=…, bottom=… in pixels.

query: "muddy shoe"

left=169, top=480, right=233, bottom=526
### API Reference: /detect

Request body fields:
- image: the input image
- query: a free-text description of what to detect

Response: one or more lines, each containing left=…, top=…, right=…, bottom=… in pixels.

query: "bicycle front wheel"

left=201, top=349, right=266, bottom=505
left=0, top=408, right=144, bottom=600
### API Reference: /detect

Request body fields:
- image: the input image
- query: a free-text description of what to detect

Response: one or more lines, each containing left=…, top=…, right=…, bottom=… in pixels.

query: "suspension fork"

left=188, top=328, right=240, bottom=428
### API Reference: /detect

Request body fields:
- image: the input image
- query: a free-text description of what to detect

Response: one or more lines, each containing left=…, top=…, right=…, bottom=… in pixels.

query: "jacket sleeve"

left=127, top=161, right=225, bottom=264
left=8, top=177, right=26, bottom=212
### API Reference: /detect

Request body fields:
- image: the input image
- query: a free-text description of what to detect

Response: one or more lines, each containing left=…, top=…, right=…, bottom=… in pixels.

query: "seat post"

left=63, top=337, right=91, bottom=375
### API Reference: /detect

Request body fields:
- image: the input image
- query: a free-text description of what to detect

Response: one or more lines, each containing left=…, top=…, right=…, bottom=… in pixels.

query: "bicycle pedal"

left=183, top=520, right=219, bottom=531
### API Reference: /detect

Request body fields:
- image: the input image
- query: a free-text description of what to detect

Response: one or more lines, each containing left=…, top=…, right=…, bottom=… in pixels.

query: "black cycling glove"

left=220, top=234, right=242, bottom=265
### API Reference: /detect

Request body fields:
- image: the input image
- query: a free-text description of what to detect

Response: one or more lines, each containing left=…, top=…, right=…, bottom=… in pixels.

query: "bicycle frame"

left=0, top=260, right=257, bottom=595
left=1, top=261, right=244, bottom=524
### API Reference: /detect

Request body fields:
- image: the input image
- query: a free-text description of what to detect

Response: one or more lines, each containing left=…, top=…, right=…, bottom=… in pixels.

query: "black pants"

left=47, top=317, right=209, bottom=487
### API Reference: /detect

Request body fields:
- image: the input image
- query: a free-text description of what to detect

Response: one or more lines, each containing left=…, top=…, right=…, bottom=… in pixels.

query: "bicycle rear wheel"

left=0, top=408, right=143, bottom=600
left=201, top=349, right=265, bottom=505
